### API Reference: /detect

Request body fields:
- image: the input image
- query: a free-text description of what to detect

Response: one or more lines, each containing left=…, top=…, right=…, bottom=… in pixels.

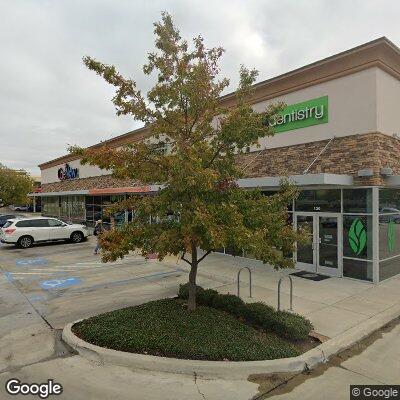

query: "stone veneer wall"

left=237, top=132, right=399, bottom=186
left=41, top=132, right=400, bottom=193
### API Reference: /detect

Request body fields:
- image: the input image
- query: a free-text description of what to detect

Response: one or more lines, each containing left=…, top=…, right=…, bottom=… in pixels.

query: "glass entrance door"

left=295, top=213, right=341, bottom=277
left=317, top=215, right=340, bottom=276
left=296, top=215, right=316, bottom=272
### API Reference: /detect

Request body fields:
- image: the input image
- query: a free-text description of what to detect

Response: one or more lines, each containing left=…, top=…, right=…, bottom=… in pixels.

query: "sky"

left=1, top=0, right=400, bottom=176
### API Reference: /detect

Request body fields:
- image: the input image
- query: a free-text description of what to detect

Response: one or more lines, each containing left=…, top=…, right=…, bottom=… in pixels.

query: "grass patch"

left=72, top=298, right=301, bottom=361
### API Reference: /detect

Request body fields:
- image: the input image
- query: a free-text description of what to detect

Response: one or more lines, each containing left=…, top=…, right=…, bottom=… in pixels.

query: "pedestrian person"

left=93, top=219, right=104, bottom=255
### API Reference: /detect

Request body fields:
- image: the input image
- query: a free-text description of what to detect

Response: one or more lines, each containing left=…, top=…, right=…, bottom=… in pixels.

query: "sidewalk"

left=166, top=252, right=400, bottom=339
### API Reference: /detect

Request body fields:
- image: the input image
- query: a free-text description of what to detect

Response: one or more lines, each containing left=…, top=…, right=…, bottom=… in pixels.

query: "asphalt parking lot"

left=0, top=237, right=189, bottom=329
left=1, top=232, right=258, bottom=400
left=2, top=234, right=400, bottom=399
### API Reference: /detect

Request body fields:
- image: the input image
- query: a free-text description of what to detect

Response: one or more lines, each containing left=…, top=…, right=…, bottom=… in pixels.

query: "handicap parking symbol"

left=16, top=258, right=48, bottom=266
left=40, top=277, right=81, bottom=290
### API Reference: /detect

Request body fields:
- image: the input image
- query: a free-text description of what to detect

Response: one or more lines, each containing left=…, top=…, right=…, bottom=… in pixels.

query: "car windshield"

left=2, top=221, right=13, bottom=228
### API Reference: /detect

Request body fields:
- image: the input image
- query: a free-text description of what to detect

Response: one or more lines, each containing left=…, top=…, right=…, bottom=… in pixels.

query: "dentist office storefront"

left=36, top=38, right=400, bottom=284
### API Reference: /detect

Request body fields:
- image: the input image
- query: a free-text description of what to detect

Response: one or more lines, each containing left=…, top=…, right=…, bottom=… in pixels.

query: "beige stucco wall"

left=42, top=67, right=393, bottom=185
left=252, top=67, right=378, bottom=151
left=376, top=68, right=400, bottom=136
left=41, top=159, right=108, bottom=184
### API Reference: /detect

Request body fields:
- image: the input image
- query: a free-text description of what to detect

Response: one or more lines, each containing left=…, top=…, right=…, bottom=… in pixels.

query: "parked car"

left=380, top=208, right=400, bottom=223
left=13, top=205, right=30, bottom=212
left=0, top=217, right=89, bottom=248
left=28, top=204, right=41, bottom=212
left=0, top=214, right=23, bottom=227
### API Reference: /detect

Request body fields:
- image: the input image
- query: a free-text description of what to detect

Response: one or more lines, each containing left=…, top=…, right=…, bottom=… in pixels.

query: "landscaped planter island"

left=62, top=286, right=329, bottom=379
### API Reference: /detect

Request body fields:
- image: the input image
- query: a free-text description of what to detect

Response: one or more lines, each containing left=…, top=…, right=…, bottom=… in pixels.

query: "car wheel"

left=18, top=236, right=33, bottom=249
left=70, top=231, right=84, bottom=243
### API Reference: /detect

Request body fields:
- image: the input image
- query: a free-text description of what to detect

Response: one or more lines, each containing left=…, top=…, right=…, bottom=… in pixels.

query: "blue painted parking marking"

left=40, top=277, right=82, bottom=290
left=28, top=295, right=45, bottom=302
left=4, top=272, right=14, bottom=283
left=16, top=258, right=48, bottom=266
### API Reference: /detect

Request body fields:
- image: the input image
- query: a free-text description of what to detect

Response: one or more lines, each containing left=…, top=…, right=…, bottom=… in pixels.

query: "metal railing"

left=277, top=275, right=293, bottom=311
left=237, top=267, right=252, bottom=298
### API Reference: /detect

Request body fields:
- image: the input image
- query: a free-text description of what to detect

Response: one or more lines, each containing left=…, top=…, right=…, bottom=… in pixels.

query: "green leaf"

left=388, top=221, right=396, bottom=253
left=348, top=218, right=367, bottom=256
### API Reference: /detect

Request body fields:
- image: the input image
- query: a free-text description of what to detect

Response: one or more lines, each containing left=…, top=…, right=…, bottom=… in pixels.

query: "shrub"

left=242, top=302, right=312, bottom=340
left=177, top=284, right=218, bottom=307
left=199, top=288, right=219, bottom=306
left=270, top=311, right=313, bottom=341
left=211, top=293, right=245, bottom=316
left=177, top=283, right=204, bottom=300
left=176, top=284, right=313, bottom=341
left=241, top=302, right=276, bottom=326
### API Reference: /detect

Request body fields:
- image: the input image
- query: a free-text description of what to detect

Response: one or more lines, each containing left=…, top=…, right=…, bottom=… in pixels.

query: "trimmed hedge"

left=178, top=283, right=312, bottom=340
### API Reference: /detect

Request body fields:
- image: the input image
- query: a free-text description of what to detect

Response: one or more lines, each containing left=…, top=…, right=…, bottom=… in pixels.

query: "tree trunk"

left=187, top=243, right=198, bottom=311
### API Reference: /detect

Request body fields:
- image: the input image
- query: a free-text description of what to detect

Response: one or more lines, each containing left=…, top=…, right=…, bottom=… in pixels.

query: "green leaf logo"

left=349, top=218, right=367, bottom=256
left=388, top=221, right=396, bottom=253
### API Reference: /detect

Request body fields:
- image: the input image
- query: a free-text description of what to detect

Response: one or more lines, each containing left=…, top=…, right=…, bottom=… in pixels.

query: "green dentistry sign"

left=266, top=96, right=328, bottom=133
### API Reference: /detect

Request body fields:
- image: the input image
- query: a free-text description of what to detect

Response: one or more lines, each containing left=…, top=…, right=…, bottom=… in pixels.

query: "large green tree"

left=0, top=164, right=33, bottom=206
left=71, top=13, right=306, bottom=310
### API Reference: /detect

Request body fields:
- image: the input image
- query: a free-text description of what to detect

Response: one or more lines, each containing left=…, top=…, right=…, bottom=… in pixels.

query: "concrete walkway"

left=255, top=318, right=400, bottom=399
left=173, top=252, right=400, bottom=339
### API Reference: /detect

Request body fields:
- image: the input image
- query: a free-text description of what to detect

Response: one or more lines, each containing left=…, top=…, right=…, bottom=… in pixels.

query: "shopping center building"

left=32, top=37, right=400, bottom=283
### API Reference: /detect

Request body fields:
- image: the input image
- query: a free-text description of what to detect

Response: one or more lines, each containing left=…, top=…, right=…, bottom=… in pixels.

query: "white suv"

left=0, top=217, right=89, bottom=248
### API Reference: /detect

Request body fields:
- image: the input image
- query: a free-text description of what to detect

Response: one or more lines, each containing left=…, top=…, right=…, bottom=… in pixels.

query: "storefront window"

left=343, top=259, right=373, bottom=282
left=379, top=215, right=400, bottom=260
left=379, top=188, right=400, bottom=281
left=43, top=195, right=85, bottom=223
left=343, top=215, right=373, bottom=260
left=42, top=196, right=60, bottom=218
left=295, top=189, right=341, bottom=212
left=85, top=195, right=126, bottom=227
left=69, top=195, right=85, bottom=223
left=343, top=215, right=373, bottom=281
left=379, top=188, right=400, bottom=213
left=93, top=196, right=102, bottom=205
left=102, top=196, right=111, bottom=205
left=343, top=189, right=372, bottom=213
left=380, top=257, right=400, bottom=281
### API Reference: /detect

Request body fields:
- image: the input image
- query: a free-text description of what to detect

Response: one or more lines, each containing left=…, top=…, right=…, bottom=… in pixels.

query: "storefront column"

left=372, top=187, right=379, bottom=284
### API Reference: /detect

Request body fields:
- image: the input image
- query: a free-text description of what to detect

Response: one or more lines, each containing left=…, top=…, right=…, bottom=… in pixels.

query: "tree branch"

left=197, top=249, right=212, bottom=264
left=181, top=252, right=192, bottom=266
left=205, top=143, right=224, bottom=168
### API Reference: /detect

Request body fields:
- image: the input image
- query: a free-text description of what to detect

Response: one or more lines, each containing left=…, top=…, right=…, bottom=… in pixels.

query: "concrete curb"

left=62, top=303, right=400, bottom=380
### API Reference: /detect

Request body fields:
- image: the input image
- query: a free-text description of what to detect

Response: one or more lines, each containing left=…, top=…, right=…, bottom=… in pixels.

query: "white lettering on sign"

left=270, top=105, right=325, bottom=127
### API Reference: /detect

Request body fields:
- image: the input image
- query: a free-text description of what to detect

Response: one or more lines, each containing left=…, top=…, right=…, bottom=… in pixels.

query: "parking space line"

left=68, top=269, right=183, bottom=293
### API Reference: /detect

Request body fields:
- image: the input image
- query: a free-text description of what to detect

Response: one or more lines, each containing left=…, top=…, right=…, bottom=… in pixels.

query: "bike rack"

left=237, top=267, right=252, bottom=298
left=277, top=275, right=293, bottom=311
